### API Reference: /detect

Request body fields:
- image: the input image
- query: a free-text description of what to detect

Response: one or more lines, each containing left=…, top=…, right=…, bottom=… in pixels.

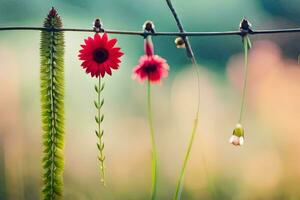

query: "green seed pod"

left=233, top=124, right=244, bottom=137
left=229, top=124, right=245, bottom=146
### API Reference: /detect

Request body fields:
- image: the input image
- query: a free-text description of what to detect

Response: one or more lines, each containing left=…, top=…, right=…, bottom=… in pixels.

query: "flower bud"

left=48, top=7, right=57, bottom=18
left=239, top=18, right=253, bottom=36
left=144, top=37, right=154, bottom=56
left=229, top=124, right=245, bottom=146
left=143, top=20, right=155, bottom=33
left=93, top=18, right=103, bottom=32
left=174, top=37, right=186, bottom=48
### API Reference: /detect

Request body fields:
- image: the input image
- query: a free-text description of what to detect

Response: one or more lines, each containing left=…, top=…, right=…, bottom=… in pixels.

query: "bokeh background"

left=1, top=0, right=300, bottom=199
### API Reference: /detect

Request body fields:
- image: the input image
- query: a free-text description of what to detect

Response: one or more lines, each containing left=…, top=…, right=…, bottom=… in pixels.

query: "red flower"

left=133, top=37, right=169, bottom=83
left=78, top=33, right=124, bottom=78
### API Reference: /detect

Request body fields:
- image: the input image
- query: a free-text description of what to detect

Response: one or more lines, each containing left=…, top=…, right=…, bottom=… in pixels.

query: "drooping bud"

left=229, top=124, right=245, bottom=146
left=144, top=37, right=154, bottom=56
left=174, top=37, right=186, bottom=48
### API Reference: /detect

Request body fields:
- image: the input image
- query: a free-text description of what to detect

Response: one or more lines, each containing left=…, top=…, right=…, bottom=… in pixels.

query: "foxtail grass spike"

left=40, top=7, right=65, bottom=200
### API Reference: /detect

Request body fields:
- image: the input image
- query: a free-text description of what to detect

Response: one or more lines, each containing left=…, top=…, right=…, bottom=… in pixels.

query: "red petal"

left=102, top=33, right=108, bottom=44
left=94, top=33, right=101, bottom=42
left=111, top=47, right=121, bottom=52
left=110, top=50, right=124, bottom=58
left=107, top=38, right=117, bottom=48
left=109, top=61, right=120, bottom=69
left=105, top=66, right=112, bottom=75
left=99, top=64, right=106, bottom=77
left=85, top=37, right=93, bottom=45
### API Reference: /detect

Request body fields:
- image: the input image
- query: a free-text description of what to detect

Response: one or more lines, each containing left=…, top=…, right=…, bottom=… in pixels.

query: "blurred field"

left=1, top=0, right=300, bottom=199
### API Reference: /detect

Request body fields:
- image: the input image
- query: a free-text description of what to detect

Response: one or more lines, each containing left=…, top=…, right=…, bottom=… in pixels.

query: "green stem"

left=238, top=36, right=250, bottom=124
left=147, top=80, right=158, bottom=200
left=97, top=77, right=106, bottom=185
left=173, top=118, right=198, bottom=200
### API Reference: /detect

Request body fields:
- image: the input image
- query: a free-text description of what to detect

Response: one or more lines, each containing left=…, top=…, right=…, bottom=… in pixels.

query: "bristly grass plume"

left=40, top=7, right=65, bottom=200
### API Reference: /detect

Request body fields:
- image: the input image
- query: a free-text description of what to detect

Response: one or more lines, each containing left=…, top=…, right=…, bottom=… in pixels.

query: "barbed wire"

left=0, top=26, right=300, bottom=37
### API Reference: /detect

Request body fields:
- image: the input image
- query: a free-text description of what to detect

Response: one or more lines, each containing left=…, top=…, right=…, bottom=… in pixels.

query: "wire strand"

left=1, top=26, right=300, bottom=36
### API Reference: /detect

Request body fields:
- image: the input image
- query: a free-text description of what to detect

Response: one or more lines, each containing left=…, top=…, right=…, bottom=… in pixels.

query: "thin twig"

left=1, top=26, right=300, bottom=36
left=164, top=1, right=217, bottom=200
left=165, top=0, right=200, bottom=112
left=165, top=1, right=200, bottom=200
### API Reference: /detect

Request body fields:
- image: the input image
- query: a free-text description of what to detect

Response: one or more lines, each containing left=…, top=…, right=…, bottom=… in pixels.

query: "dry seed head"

left=174, top=37, right=186, bottom=48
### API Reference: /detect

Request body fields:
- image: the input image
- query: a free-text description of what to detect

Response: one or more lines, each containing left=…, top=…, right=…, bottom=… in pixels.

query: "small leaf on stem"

left=94, top=100, right=99, bottom=108
left=95, top=116, right=100, bottom=123
left=100, top=82, right=105, bottom=91
left=95, top=130, right=99, bottom=137
left=100, top=99, right=104, bottom=108
left=95, top=85, right=99, bottom=93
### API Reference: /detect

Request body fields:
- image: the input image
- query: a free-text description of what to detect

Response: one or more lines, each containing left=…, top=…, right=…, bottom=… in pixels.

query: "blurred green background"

left=1, top=0, right=300, bottom=199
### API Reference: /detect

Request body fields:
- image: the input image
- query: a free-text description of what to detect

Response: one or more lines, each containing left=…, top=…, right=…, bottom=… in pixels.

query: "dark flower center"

left=143, top=64, right=157, bottom=73
left=93, top=48, right=109, bottom=64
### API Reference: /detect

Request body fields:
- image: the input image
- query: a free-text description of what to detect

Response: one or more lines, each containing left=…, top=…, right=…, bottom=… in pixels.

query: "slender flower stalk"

left=147, top=79, right=158, bottom=200
left=230, top=19, right=252, bottom=147
left=238, top=35, right=251, bottom=124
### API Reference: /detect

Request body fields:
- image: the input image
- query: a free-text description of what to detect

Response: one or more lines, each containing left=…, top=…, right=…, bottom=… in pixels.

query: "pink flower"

left=133, top=37, right=169, bottom=84
left=229, top=135, right=244, bottom=146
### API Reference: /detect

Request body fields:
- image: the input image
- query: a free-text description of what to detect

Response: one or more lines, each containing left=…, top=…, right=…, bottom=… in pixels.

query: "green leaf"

left=94, top=100, right=99, bottom=109
left=95, top=116, right=100, bottom=124
left=95, top=130, right=99, bottom=137
left=98, top=155, right=105, bottom=162
left=100, top=99, right=104, bottom=108
left=100, top=143, right=104, bottom=150
left=95, top=85, right=99, bottom=93
left=100, top=82, right=105, bottom=91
